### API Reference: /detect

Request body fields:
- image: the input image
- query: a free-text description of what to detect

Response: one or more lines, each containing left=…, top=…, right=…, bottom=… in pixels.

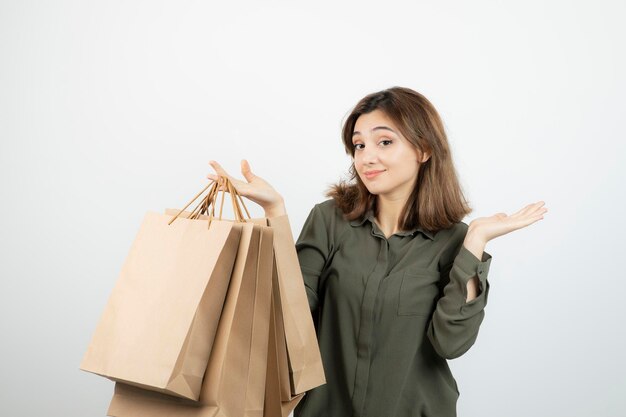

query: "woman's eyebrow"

left=352, top=126, right=397, bottom=137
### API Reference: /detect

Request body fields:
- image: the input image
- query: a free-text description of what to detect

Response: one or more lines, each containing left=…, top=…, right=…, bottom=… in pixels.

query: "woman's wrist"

left=264, top=199, right=286, bottom=218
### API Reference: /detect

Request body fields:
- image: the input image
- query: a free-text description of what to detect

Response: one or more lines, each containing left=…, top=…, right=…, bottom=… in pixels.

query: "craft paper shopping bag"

left=164, top=205, right=327, bottom=397
left=263, top=258, right=305, bottom=417
left=108, top=222, right=274, bottom=417
left=266, top=214, right=326, bottom=395
left=175, top=180, right=325, bottom=397
left=80, top=208, right=241, bottom=401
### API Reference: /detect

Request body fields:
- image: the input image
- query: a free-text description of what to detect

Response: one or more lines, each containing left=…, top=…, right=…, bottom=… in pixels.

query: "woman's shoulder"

left=434, top=220, right=476, bottom=267
left=435, top=220, right=470, bottom=243
left=315, top=197, right=338, bottom=214
left=314, top=198, right=350, bottom=224
left=307, top=198, right=352, bottom=241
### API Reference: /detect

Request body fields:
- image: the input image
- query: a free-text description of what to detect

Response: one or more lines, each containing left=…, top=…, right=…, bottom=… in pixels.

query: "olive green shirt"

left=292, top=199, right=493, bottom=417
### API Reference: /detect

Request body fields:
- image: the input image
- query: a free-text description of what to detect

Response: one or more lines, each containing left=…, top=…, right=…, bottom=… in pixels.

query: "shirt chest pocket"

left=397, top=269, right=441, bottom=316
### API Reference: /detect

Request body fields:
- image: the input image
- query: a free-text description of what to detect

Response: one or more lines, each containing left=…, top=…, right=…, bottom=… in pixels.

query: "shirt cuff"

left=452, top=245, right=492, bottom=315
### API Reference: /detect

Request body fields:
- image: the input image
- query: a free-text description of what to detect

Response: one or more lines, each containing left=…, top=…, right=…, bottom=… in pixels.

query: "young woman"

left=207, top=86, right=547, bottom=417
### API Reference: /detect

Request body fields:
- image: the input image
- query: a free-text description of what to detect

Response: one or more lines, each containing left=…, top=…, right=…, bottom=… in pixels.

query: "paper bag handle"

left=192, top=176, right=250, bottom=223
left=168, top=176, right=252, bottom=228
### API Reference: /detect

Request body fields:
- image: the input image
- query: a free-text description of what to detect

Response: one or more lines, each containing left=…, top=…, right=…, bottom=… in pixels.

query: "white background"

left=1, top=1, right=624, bottom=416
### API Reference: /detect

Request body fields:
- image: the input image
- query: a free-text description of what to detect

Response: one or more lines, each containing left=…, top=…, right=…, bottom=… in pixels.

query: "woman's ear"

left=417, top=148, right=432, bottom=163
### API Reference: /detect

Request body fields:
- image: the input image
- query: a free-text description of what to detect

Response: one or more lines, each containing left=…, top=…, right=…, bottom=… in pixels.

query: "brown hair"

left=324, top=86, right=472, bottom=234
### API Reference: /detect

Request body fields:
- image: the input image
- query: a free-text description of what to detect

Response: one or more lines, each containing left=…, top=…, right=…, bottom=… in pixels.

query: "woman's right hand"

left=207, top=159, right=285, bottom=214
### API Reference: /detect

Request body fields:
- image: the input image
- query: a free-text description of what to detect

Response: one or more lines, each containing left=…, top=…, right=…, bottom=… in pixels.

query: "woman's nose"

left=361, top=148, right=379, bottom=164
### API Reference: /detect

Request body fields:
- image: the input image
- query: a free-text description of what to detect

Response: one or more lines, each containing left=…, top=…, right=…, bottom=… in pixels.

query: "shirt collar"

left=348, top=207, right=435, bottom=240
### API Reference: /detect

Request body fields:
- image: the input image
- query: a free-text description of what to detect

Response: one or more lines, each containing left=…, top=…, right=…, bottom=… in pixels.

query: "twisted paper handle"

left=168, top=176, right=252, bottom=228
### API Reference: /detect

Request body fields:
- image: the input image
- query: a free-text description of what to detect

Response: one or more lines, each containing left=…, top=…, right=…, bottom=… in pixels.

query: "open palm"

left=469, top=201, right=548, bottom=243
left=206, top=159, right=284, bottom=211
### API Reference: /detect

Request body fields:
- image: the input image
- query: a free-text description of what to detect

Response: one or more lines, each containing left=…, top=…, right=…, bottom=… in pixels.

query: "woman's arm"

left=426, top=238, right=493, bottom=360
left=463, top=228, right=486, bottom=302
left=264, top=199, right=287, bottom=218
left=427, top=201, right=548, bottom=359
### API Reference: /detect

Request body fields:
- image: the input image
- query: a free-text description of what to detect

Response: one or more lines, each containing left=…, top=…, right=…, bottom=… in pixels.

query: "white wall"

left=1, top=0, right=624, bottom=416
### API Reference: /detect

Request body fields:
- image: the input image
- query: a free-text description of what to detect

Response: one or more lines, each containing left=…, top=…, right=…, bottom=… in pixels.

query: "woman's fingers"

left=208, top=160, right=231, bottom=178
left=508, top=202, right=547, bottom=229
left=207, top=160, right=253, bottom=195
left=241, top=159, right=256, bottom=183
left=524, top=201, right=546, bottom=217
left=207, top=160, right=234, bottom=191
left=470, top=201, right=548, bottom=243
left=511, top=201, right=545, bottom=217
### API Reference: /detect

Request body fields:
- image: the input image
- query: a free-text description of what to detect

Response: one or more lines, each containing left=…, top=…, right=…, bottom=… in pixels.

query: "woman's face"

left=352, top=109, right=430, bottom=199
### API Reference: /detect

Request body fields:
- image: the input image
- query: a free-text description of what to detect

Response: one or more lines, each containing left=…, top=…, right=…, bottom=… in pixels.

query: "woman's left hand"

left=468, top=201, right=548, bottom=243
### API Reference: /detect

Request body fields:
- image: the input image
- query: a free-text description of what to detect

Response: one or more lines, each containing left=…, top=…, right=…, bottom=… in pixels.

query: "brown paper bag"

left=168, top=209, right=317, bottom=411
left=263, top=259, right=305, bottom=417
left=80, top=210, right=242, bottom=401
left=165, top=209, right=277, bottom=417
left=266, top=214, right=326, bottom=395
left=166, top=182, right=325, bottom=397
left=162, top=209, right=314, bottom=414
left=107, top=222, right=275, bottom=417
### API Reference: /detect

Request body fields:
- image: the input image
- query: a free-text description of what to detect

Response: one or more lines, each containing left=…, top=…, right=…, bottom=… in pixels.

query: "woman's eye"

left=353, top=140, right=392, bottom=151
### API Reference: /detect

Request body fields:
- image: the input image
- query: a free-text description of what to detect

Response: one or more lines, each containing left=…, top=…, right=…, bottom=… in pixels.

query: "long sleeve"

left=294, top=204, right=332, bottom=313
left=426, top=244, right=493, bottom=360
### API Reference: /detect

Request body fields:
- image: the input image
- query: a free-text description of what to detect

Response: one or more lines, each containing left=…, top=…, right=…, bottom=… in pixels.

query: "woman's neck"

left=375, top=195, right=408, bottom=237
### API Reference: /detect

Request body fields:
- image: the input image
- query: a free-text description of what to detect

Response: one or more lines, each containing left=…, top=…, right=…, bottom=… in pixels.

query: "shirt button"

left=478, top=270, right=483, bottom=275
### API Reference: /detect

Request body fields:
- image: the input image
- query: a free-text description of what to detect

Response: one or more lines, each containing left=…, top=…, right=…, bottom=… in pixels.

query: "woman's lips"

left=364, top=170, right=385, bottom=179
